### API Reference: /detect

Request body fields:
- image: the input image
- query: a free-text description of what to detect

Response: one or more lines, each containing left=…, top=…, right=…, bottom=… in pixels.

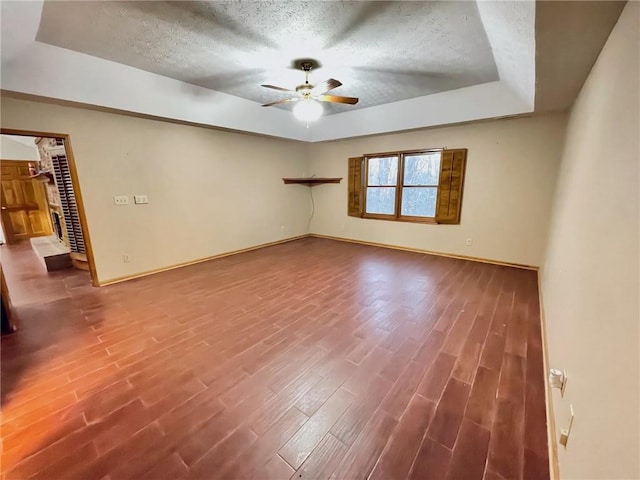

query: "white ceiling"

left=35, top=1, right=500, bottom=115
left=1, top=135, right=38, bottom=148
left=0, top=135, right=40, bottom=161
left=0, top=1, right=624, bottom=142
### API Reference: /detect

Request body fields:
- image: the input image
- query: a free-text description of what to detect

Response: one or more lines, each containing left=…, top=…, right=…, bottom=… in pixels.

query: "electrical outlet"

left=466, top=238, right=473, bottom=246
left=122, top=254, right=131, bottom=263
left=114, top=195, right=129, bottom=206
left=134, top=195, right=149, bottom=204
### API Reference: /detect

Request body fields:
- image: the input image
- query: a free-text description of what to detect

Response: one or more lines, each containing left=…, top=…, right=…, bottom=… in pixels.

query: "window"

left=348, top=148, right=467, bottom=224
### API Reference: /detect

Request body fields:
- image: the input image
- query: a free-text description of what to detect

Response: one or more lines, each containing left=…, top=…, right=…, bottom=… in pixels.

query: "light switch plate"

left=134, top=195, right=149, bottom=204
left=114, top=195, right=129, bottom=206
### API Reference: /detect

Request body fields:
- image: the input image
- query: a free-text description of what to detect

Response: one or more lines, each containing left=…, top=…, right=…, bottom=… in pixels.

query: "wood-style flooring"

left=0, top=237, right=549, bottom=480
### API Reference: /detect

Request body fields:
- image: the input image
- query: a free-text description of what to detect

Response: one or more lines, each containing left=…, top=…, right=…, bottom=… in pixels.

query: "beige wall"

left=1, top=98, right=568, bottom=282
left=0, top=97, right=310, bottom=283
left=308, top=113, right=567, bottom=267
left=0, top=8, right=636, bottom=477
left=541, top=2, right=639, bottom=479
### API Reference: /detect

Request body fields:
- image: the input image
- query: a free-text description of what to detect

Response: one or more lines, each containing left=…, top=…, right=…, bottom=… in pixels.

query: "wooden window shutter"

left=51, top=154, right=86, bottom=254
left=436, top=149, right=467, bottom=224
left=347, top=156, right=364, bottom=217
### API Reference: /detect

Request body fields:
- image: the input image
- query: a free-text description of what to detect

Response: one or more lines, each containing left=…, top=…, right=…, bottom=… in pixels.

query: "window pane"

left=401, top=187, right=437, bottom=217
left=366, top=187, right=396, bottom=214
left=403, top=153, right=441, bottom=186
left=367, top=156, right=398, bottom=186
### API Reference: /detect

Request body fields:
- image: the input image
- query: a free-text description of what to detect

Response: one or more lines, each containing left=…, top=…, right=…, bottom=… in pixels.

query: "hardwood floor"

left=0, top=238, right=550, bottom=480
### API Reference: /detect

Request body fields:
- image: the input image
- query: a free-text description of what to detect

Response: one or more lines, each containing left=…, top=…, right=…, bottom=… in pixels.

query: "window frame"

left=362, top=149, right=443, bottom=224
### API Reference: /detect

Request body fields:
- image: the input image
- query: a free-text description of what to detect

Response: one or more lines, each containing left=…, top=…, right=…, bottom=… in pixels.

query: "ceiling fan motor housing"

left=260, top=59, right=358, bottom=108
left=295, top=84, right=313, bottom=97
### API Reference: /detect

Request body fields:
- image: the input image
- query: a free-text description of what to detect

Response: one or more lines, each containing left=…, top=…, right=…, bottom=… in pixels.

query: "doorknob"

left=1, top=207, right=6, bottom=210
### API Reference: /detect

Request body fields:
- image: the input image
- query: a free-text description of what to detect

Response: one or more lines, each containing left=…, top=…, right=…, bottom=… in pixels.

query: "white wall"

left=0, top=97, right=310, bottom=283
left=308, top=113, right=567, bottom=267
left=541, top=3, right=639, bottom=479
left=0, top=135, right=39, bottom=160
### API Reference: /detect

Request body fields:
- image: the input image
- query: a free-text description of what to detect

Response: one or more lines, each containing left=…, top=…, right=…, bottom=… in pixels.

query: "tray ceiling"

left=2, top=1, right=622, bottom=142
left=36, top=1, right=499, bottom=115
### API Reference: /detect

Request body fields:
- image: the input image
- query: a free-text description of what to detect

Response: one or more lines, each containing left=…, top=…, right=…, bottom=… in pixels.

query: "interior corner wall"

left=307, top=113, right=567, bottom=267
left=0, top=96, right=310, bottom=283
left=540, top=2, right=640, bottom=479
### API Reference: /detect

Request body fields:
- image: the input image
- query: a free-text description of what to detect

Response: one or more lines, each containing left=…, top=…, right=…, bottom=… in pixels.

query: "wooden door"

left=0, top=160, right=51, bottom=243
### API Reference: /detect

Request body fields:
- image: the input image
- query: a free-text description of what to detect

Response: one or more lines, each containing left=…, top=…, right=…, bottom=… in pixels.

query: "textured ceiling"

left=36, top=1, right=499, bottom=115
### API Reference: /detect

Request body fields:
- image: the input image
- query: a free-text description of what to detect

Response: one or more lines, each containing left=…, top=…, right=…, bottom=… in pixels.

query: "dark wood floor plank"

left=442, top=309, right=479, bottom=357
left=293, top=433, right=348, bottom=480
left=295, top=360, right=356, bottom=417
left=380, top=360, right=428, bottom=420
left=489, top=293, right=513, bottom=338
left=480, top=332, right=507, bottom=372
left=465, top=366, right=500, bottom=428
left=427, top=377, right=472, bottom=449
left=498, top=353, right=526, bottom=405
left=190, top=425, right=258, bottom=477
left=445, top=419, right=491, bottom=480
left=525, top=323, right=549, bottom=461
left=138, top=452, right=189, bottom=480
left=380, top=338, right=422, bottom=383
left=408, top=437, right=453, bottom=480
left=330, top=410, right=398, bottom=479
left=250, top=369, right=321, bottom=436
left=264, top=454, right=296, bottom=479
left=369, top=395, right=436, bottom=480
left=412, top=329, right=446, bottom=367
left=279, top=388, right=354, bottom=469
left=505, top=304, right=528, bottom=358
left=341, top=346, right=393, bottom=395
left=417, top=352, right=457, bottom=401
left=483, top=471, right=507, bottom=480
left=524, top=447, right=550, bottom=480
left=452, top=336, right=483, bottom=384
left=176, top=386, right=275, bottom=466
left=329, top=375, right=393, bottom=446
left=220, top=407, right=309, bottom=479
left=487, top=397, right=525, bottom=480
left=52, top=422, right=165, bottom=480
left=0, top=238, right=548, bottom=480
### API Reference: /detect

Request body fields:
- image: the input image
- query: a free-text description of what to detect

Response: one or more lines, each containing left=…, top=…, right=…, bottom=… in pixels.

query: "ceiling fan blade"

left=311, top=79, right=342, bottom=96
left=261, top=84, right=294, bottom=93
left=261, top=98, right=298, bottom=107
left=316, top=95, right=359, bottom=105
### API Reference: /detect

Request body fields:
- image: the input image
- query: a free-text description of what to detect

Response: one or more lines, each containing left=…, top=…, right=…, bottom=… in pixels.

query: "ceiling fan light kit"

left=261, top=60, right=359, bottom=122
left=293, top=99, right=323, bottom=122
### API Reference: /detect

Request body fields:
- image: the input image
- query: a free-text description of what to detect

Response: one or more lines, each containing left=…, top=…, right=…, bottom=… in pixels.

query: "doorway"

left=0, top=129, right=98, bottom=287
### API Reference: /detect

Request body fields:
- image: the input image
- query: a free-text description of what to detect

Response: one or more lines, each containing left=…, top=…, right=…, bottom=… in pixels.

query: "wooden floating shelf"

left=282, top=177, right=342, bottom=187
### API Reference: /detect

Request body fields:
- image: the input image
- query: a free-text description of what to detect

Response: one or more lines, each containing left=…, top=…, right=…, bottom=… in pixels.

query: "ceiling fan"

left=261, top=61, right=359, bottom=121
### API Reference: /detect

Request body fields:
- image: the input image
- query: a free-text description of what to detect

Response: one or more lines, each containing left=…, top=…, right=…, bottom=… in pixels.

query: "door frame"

left=1, top=128, right=99, bottom=287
